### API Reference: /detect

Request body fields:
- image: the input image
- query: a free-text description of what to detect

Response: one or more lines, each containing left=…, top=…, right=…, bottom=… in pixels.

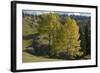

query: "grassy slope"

left=22, top=52, right=60, bottom=63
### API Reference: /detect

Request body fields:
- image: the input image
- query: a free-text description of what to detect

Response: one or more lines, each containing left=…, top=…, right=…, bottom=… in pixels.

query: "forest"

left=22, top=11, right=91, bottom=62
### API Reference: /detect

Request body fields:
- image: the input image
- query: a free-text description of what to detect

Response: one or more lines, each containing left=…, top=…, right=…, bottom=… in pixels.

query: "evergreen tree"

left=85, top=20, right=91, bottom=55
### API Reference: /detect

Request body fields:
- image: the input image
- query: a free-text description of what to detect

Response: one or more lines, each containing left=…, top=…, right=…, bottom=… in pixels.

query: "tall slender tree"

left=64, top=17, right=82, bottom=59
left=37, top=13, right=61, bottom=56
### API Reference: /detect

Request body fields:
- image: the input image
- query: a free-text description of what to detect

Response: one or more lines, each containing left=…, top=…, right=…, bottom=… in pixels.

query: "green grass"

left=22, top=52, right=60, bottom=63
left=22, top=40, right=32, bottom=50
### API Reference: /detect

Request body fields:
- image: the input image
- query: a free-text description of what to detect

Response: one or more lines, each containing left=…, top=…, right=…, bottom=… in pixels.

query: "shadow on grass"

left=23, top=44, right=51, bottom=58
left=23, top=47, right=85, bottom=60
left=23, top=47, right=91, bottom=60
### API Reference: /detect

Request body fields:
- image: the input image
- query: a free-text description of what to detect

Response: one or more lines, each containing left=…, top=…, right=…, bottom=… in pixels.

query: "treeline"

left=23, top=12, right=91, bottom=60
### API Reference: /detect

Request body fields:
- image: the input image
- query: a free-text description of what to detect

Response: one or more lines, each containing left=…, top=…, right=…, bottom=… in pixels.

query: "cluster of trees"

left=23, top=12, right=91, bottom=60
left=73, top=16, right=91, bottom=58
left=37, top=13, right=83, bottom=59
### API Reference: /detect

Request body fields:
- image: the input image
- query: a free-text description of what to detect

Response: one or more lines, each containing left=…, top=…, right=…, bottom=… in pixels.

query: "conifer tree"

left=64, top=17, right=82, bottom=59
left=52, top=25, right=67, bottom=57
left=37, top=13, right=61, bottom=56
